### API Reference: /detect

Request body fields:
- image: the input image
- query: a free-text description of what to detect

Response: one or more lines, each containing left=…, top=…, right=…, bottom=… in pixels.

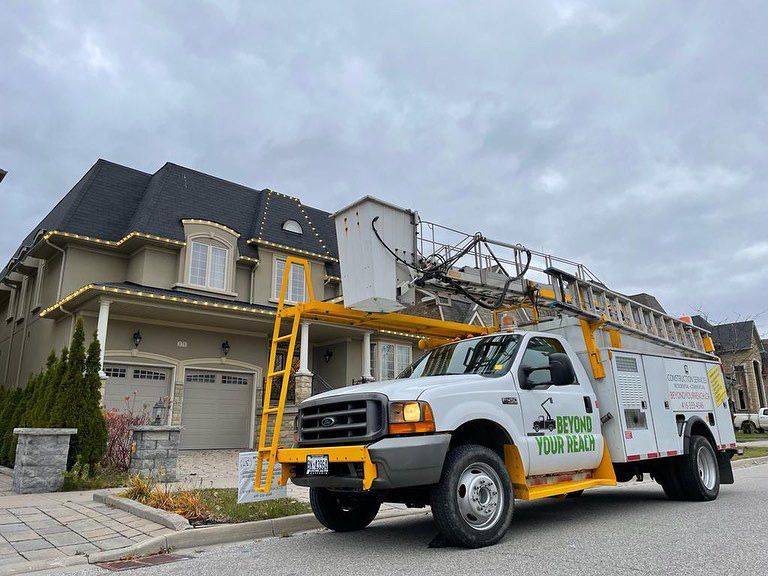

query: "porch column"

left=96, top=298, right=112, bottom=380
left=362, top=331, right=374, bottom=382
left=294, top=321, right=313, bottom=403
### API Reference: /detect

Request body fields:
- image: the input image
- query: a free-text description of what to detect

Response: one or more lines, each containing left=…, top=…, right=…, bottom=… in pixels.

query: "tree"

left=78, top=332, right=107, bottom=471
left=0, top=387, right=22, bottom=466
left=26, top=351, right=57, bottom=427
left=51, top=320, right=107, bottom=473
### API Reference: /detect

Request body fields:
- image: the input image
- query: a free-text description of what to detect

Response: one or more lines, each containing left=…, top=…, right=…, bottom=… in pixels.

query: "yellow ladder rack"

left=254, top=256, right=314, bottom=493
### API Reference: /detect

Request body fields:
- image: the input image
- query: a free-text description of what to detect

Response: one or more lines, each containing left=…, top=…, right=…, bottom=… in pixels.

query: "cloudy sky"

left=1, top=2, right=767, bottom=333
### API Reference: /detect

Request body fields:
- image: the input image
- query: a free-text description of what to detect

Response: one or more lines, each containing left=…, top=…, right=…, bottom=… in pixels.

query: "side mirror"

left=520, top=366, right=551, bottom=389
left=549, top=353, right=576, bottom=386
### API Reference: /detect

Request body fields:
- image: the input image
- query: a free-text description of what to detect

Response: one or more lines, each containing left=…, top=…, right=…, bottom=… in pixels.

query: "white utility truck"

left=257, top=197, right=737, bottom=549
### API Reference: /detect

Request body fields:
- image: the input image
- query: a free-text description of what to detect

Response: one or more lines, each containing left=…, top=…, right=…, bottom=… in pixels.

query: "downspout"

left=45, top=238, right=66, bottom=301
left=14, top=277, right=30, bottom=387
left=44, top=239, right=75, bottom=340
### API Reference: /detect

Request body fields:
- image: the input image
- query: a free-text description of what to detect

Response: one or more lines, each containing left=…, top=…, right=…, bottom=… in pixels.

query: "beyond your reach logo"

left=535, top=413, right=596, bottom=456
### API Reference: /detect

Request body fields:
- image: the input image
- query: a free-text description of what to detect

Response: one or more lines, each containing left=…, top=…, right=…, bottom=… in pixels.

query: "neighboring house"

left=0, top=159, right=420, bottom=450
left=692, top=316, right=767, bottom=413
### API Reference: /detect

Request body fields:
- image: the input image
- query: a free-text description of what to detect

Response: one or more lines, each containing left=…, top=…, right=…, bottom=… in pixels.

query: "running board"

left=504, top=440, right=617, bottom=501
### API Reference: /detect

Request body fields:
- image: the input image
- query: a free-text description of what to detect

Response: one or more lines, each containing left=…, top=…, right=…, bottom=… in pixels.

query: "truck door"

left=514, top=335, right=603, bottom=476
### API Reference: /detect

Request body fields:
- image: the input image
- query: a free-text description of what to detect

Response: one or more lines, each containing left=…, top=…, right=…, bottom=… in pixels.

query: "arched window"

left=282, top=220, right=303, bottom=234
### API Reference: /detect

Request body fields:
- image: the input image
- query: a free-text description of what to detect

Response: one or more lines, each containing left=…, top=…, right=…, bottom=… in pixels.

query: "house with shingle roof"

left=0, top=159, right=417, bottom=450
left=691, top=316, right=767, bottom=415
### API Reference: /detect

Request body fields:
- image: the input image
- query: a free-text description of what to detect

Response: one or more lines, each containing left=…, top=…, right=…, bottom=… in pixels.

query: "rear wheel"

left=741, top=421, right=755, bottom=434
left=676, top=435, right=720, bottom=501
left=310, top=488, right=381, bottom=532
left=430, top=445, right=514, bottom=548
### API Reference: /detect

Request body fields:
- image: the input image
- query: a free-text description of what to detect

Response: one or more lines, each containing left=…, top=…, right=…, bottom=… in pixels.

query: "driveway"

left=177, top=450, right=309, bottom=501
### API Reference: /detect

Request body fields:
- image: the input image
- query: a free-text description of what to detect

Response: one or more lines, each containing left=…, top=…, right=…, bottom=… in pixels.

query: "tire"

left=309, top=488, right=381, bottom=532
left=676, top=435, right=720, bottom=501
left=741, top=421, right=755, bottom=434
left=430, top=445, right=514, bottom=548
left=655, top=462, right=684, bottom=500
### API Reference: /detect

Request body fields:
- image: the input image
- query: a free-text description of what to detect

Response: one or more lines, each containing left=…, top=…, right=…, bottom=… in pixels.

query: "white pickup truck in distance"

left=289, top=329, right=737, bottom=548
left=733, top=408, right=768, bottom=433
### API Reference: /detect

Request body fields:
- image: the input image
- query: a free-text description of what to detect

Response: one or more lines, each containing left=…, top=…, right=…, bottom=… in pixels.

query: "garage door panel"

left=103, top=365, right=171, bottom=418
left=181, top=370, right=254, bottom=449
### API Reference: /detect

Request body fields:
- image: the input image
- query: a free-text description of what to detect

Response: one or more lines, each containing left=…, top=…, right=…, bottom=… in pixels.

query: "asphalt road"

left=64, top=463, right=767, bottom=576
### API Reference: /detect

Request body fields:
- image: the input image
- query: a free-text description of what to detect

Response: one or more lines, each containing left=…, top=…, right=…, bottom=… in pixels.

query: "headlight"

left=388, top=401, right=435, bottom=435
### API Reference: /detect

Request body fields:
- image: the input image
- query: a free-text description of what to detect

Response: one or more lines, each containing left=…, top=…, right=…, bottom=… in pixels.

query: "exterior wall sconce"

left=222, top=340, right=231, bottom=357
left=132, top=330, right=143, bottom=348
left=324, top=349, right=333, bottom=363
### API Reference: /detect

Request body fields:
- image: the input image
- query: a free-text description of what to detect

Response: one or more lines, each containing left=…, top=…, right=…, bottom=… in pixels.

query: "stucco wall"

left=60, top=246, right=128, bottom=296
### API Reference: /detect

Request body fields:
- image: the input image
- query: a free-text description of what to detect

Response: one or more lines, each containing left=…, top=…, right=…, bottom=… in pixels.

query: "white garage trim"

left=181, top=359, right=262, bottom=449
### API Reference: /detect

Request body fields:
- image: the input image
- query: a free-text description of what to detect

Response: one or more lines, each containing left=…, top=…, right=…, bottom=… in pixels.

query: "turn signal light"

left=388, top=401, right=435, bottom=435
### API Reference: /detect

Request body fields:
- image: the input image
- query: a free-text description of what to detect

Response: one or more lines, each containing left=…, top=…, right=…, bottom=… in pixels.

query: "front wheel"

left=310, top=488, right=381, bottom=532
left=430, top=445, right=514, bottom=548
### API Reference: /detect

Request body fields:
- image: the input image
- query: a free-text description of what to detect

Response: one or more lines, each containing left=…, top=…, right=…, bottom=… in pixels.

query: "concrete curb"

left=732, top=455, right=768, bottom=468
left=0, top=554, right=88, bottom=576
left=93, top=491, right=191, bottom=532
left=87, top=508, right=428, bottom=564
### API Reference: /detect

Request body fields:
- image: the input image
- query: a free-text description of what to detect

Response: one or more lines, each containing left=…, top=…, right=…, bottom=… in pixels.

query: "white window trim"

left=187, top=240, right=229, bottom=291
left=282, top=220, right=304, bottom=234
left=271, top=255, right=307, bottom=304
left=372, top=341, right=412, bottom=381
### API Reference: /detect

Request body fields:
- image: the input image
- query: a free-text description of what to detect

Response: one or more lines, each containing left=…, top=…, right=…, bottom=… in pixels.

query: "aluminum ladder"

left=545, top=267, right=715, bottom=358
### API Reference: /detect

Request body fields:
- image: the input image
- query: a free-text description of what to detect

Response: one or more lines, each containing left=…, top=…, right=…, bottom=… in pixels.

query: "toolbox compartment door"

left=611, top=352, right=658, bottom=459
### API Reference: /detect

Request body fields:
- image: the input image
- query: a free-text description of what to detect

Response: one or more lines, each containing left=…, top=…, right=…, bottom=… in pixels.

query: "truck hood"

left=303, top=374, right=491, bottom=403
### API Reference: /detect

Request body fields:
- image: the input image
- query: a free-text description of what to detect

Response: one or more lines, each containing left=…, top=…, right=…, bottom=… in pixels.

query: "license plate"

left=306, top=455, right=329, bottom=475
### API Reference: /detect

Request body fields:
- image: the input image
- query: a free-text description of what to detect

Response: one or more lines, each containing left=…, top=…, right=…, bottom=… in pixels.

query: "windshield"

left=398, top=334, right=521, bottom=379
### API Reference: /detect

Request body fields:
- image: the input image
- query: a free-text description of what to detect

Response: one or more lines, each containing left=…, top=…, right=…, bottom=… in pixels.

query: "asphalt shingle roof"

left=709, top=320, right=758, bottom=353
left=2, top=159, right=340, bottom=278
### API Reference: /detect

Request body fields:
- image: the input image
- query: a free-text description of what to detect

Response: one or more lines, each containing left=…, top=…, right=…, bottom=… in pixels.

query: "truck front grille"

left=297, top=394, right=386, bottom=446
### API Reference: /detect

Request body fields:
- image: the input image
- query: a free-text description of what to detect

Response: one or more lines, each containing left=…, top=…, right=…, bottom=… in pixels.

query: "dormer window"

left=189, top=240, right=228, bottom=290
left=282, top=220, right=303, bottom=234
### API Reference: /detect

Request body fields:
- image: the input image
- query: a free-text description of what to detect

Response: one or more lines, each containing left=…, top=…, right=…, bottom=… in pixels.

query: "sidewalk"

left=0, top=482, right=171, bottom=569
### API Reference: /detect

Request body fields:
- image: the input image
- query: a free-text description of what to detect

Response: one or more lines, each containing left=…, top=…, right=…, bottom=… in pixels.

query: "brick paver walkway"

left=0, top=497, right=172, bottom=565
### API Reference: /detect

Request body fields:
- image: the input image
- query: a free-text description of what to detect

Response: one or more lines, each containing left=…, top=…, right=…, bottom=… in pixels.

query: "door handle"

left=583, top=396, right=593, bottom=414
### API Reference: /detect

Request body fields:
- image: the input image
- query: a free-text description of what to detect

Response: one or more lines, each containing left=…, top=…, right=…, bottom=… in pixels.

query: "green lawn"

left=733, top=446, right=768, bottom=461
left=735, top=432, right=768, bottom=442
left=61, top=470, right=129, bottom=491
left=197, top=489, right=311, bottom=523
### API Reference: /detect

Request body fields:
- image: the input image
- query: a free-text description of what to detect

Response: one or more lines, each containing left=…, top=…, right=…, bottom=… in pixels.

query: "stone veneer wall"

left=129, top=426, right=182, bottom=481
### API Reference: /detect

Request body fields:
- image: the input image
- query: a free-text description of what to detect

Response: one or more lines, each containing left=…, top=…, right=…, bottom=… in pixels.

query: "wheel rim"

left=456, top=462, right=504, bottom=531
left=696, top=445, right=717, bottom=490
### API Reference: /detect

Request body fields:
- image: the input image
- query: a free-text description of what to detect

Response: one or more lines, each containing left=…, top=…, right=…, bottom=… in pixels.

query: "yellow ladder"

left=254, top=256, right=314, bottom=493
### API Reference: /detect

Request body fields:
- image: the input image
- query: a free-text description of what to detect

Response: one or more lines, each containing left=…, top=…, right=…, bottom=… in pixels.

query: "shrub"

left=103, top=395, right=148, bottom=471
left=61, top=458, right=128, bottom=491
left=123, top=474, right=156, bottom=504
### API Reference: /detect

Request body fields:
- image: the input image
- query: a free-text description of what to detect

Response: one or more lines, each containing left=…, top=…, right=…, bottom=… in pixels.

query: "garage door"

left=181, top=369, right=254, bottom=449
left=103, top=365, right=172, bottom=418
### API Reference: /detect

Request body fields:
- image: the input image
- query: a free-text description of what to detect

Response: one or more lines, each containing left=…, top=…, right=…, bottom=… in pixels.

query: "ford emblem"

left=320, top=417, right=336, bottom=428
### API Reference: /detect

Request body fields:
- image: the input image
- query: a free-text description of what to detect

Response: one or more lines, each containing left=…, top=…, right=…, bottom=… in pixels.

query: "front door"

left=514, top=335, right=603, bottom=476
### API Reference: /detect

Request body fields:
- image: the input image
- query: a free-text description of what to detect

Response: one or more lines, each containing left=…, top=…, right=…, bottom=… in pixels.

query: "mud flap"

left=717, top=452, right=734, bottom=485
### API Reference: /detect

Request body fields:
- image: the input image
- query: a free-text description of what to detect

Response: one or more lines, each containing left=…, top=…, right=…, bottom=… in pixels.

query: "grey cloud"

left=1, top=1, right=767, bottom=331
